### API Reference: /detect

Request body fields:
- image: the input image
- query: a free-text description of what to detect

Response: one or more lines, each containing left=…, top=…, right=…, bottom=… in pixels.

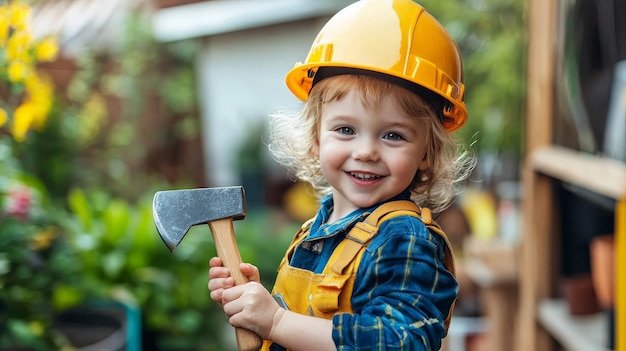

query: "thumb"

left=239, top=262, right=261, bottom=283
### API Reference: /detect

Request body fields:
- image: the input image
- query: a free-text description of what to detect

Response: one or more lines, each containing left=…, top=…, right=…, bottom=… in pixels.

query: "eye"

left=383, top=132, right=405, bottom=141
left=337, top=126, right=355, bottom=135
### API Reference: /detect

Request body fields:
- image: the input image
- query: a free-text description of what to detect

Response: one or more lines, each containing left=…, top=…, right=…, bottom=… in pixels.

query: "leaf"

left=67, top=188, right=92, bottom=231
left=102, top=250, right=127, bottom=279
left=131, top=200, right=158, bottom=252
left=52, top=285, right=83, bottom=310
left=102, top=198, right=130, bottom=245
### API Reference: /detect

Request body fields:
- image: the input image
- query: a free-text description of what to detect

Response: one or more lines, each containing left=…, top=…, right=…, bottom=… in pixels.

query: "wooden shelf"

left=463, top=237, right=517, bottom=287
left=463, top=236, right=518, bottom=351
left=531, top=146, right=626, bottom=200
left=537, top=299, right=612, bottom=351
left=516, top=1, right=625, bottom=350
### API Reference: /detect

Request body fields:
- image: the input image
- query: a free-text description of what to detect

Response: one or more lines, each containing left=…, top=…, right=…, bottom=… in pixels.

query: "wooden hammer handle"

left=208, top=218, right=263, bottom=351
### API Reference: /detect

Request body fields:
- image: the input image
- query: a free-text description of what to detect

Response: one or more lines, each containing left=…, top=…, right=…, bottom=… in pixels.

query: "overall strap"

left=330, top=200, right=448, bottom=275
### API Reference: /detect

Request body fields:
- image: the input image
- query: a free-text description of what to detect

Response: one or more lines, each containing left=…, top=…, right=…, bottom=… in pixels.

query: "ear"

left=418, top=152, right=429, bottom=171
left=313, top=138, right=320, bottom=157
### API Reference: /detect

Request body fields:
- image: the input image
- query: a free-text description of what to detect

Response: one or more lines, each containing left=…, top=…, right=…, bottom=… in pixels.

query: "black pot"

left=55, top=302, right=140, bottom=351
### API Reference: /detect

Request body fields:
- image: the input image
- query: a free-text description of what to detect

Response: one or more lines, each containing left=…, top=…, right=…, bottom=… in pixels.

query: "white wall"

left=196, top=18, right=328, bottom=186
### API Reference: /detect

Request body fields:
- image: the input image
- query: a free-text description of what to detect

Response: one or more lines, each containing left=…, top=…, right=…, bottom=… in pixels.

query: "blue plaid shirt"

left=289, top=191, right=458, bottom=350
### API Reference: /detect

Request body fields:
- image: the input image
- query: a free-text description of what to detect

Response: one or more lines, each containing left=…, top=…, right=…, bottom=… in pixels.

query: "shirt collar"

left=305, top=190, right=412, bottom=241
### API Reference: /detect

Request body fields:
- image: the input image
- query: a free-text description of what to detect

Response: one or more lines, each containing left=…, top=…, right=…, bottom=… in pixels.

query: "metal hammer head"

left=152, top=186, right=246, bottom=251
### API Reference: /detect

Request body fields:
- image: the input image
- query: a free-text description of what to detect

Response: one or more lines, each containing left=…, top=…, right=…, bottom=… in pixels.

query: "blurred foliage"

left=422, top=0, right=526, bottom=157
left=31, top=13, right=201, bottom=200
left=0, top=140, right=78, bottom=351
left=1, top=1, right=296, bottom=350
left=0, top=2, right=75, bottom=349
left=2, top=3, right=203, bottom=201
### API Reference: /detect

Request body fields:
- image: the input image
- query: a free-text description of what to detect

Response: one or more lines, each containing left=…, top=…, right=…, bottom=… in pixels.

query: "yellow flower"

left=6, top=30, right=33, bottom=63
left=11, top=101, right=35, bottom=142
left=1, top=1, right=58, bottom=142
left=29, top=227, right=58, bottom=251
left=35, top=36, right=59, bottom=62
left=0, top=108, right=7, bottom=128
left=7, top=60, right=29, bottom=82
left=25, top=73, right=54, bottom=129
left=0, top=8, right=9, bottom=47
left=9, top=1, right=31, bottom=31
left=4, top=72, right=55, bottom=141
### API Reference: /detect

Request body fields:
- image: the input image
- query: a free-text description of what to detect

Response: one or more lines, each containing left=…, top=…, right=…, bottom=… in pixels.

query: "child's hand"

left=221, top=279, right=283, bottom=340
left=208, top=257, right=282, bottom=339
left=207, top=257, right=261, bottom=306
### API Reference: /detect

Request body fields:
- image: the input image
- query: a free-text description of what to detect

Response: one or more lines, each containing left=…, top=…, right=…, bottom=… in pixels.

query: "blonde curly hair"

left=269, top=74, right=475, bottom=214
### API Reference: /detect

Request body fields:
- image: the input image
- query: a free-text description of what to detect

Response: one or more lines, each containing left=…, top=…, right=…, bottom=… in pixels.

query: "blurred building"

left=151, top=0, right=353, bottom=186
left=30, top=0, right=355, bottom=190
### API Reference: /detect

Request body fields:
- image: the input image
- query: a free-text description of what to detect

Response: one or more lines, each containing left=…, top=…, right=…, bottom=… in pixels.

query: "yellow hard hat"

left=286, top=0, right=467, bottom=132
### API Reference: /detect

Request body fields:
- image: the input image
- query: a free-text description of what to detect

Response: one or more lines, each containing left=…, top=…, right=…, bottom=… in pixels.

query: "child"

left=208, top=0, right=474, bottom=349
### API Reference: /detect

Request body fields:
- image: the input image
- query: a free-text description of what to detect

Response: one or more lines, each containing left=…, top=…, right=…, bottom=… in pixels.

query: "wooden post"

left=515, top=0, right=558, bottom=350
left=616, top=196, right=626, bottom=351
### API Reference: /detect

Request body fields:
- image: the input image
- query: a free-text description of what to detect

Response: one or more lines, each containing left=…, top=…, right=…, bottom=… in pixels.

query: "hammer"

left=152, top=186, right=263, bottom=351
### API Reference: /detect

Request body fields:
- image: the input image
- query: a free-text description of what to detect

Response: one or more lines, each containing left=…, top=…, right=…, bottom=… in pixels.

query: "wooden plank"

left=516, top=165, right=557, bottom=351
left=532, top=146, right=626, bottom=200
left=515, top=0, right=558, bottom=349
left=523, top=0, right=556, bottom=155
left=537, top=299, right=611, bottom=351
left=617, top=197, right=626, bottom=351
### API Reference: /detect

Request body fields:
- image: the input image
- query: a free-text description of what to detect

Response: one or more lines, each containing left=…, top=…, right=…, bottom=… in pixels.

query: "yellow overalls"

left=261, top=200, right=456, bottom=350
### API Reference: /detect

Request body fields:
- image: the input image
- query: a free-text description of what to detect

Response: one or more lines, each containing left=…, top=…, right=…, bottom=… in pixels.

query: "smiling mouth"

left=349, top=172, right=383, bottom=181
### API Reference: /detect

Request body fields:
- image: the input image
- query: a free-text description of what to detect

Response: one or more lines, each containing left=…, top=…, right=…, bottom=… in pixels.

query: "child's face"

left=315, top=89, right=430, bottom=218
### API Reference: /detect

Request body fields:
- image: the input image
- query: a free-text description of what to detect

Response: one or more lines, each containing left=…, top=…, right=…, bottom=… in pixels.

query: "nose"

left=352, top=137, right=379, bottom=162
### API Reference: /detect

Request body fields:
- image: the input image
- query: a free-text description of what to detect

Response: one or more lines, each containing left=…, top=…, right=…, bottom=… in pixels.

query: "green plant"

left=0, top=2, right=79, bottom=349
left=0, top=218, right=76, bottom=351
left=422, top=0, right=526, bottom=157
left=0, top=142, right=77, bottom=351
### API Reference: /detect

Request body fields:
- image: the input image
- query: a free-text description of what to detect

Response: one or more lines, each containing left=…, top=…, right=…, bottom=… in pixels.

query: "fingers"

left=209, top=287, right=224, bottom=306
left=209, top=259, right=260, bottom=283
left=208, top=278, right=232, bottom=306
left=239, top=262, right=261, bottom=283
left=208, top=256, right=233, bottom=306
left=209, top=265, right=231, bottom=280
left=209, top=256, right=223, bottom=268
left=221, top=282, right=280, bottom=339
left=208, top=275, right=234, bottom=290
left=221, top=283, right=261, bottom=321
left=208, top=257, right=232, bottom=285
left=208, top=265, right=234, bottom=291
left=207, top=257, right=263, bottom=313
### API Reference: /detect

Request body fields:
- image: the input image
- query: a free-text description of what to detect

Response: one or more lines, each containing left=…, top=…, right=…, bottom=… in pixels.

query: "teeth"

left=350, top=172, right=381, bottom=180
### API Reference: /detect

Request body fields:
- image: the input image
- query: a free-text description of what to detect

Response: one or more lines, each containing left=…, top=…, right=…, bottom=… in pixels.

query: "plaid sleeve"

left=331, top=216, right=458, bottom=350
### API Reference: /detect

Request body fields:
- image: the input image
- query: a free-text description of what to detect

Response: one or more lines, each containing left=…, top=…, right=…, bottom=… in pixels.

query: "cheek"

left=318, top=142, right=336, bottom=164
left=394, top=159, right=421, bottom=182
left=318, top=137, right=346, bottom=171
left=390, top=150, right=426, bottom=184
